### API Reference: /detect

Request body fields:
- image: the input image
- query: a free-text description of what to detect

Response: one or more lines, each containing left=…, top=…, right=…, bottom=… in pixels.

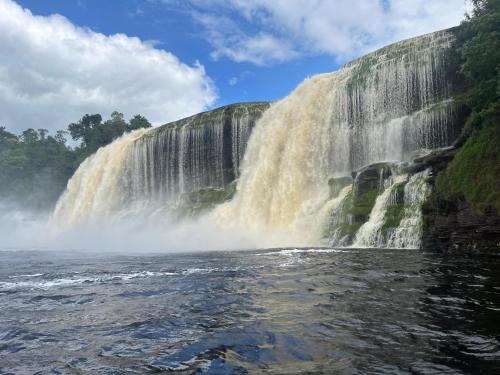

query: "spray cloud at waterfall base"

left=45, top=29, right=463, bottom=251
left=0, top=204, right=266, bottom=253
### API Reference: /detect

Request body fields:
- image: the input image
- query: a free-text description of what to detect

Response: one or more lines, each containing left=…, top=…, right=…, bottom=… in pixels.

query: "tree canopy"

left=455, top=0, right=500, bottom=123
left=69, top=112, right=151, bottom=161
left=0, top=112, right=152, bottom=210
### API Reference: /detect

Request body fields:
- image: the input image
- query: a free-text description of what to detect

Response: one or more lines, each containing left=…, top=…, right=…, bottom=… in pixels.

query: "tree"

left=102, top=111, right=128, bottom=140
left=469, top=0, right=500, bottom=16
left=54, top=130, right=68, bottom=145
left=38, top=128, right=48, bottom=140
left=129, top=114, right=152, bottom=130
left=456, top=0, right=500, bottom=118
left=0, top=110, right=152, bottom=210
left=435, top=0, right=500, bottom=211
left=0, top=126, right=17, bottom=139
left=21, top=128, right=39, bottom=144
left=68, top=113, right=103, bottom=146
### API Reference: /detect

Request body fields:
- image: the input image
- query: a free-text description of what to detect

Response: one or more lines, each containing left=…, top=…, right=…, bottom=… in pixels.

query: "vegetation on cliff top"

left=0, top=112, right=151, bottom=209
left=435, top=0, right=500, bottom=212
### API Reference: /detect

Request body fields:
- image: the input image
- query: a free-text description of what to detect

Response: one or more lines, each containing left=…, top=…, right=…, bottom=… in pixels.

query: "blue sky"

left=13, top=0, right=338, bottom=105
left=1, top=0, right=469, bottom=133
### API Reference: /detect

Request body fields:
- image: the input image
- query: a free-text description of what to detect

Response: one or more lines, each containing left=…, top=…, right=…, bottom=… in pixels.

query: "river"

left=1, top=248, right=499, bottom=374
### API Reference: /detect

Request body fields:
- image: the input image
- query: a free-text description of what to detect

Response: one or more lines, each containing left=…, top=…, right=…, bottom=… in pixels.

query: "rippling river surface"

left=1, top=248, right=499, bottom=374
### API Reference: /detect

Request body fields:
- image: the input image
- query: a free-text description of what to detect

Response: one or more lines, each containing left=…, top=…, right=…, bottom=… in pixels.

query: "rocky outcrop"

left=128, top=102, right=270, bottom=203
left=352, top=163, right=392, bottom=196
left=422, top=195, right=500, bottom=251
left=328, top=162, right=398, bottom=245
left=419, top=145, right=500, bottom=252
left=406, top=147, right=458, bottom=174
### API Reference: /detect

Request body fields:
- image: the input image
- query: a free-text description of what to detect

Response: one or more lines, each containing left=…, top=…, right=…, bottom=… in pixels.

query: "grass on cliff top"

left=436, top=118, right=500, bottom=212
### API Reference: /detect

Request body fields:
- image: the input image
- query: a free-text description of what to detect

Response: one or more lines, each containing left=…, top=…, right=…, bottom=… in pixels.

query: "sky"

left=0, top=0, right=470, bottom=134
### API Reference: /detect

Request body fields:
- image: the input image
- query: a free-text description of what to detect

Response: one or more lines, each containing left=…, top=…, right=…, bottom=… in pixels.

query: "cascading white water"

left=387, top=169, right=432, bottom=249
left=213, top=72, right=347, bottom=244
left=352, top=174, right=408, bottom=248
left=127, top=103, right=268, bottom=205
left=54, top=30, right=458, bottom=249
left=54, top=129, right=147, bottom=225
left=213, top=30, right=455, bottom=245
left=294, top=185, right=353, bottom=245
left=54, top=103, right=268, bottom=224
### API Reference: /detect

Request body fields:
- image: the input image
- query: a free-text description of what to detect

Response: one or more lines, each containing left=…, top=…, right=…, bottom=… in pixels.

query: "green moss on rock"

left=328, top=186, right=380, bottom=242
left=350, top=189, right=379, bottom=218
left=382, top=203, right=405, bottom=235
left=435, top=120, right=500, bottom=212
left=174, top=182, right=237, bottom=217
left=380, top=181, right=406, bottom=237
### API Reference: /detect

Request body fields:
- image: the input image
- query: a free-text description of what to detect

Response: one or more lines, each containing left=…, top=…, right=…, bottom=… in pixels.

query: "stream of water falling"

left=387, top=169, right=432, bottom=249
left=54, top=129, right=147, bottom=225
left=53, top=30, right=457, bottom=249
left=353, top=175, right=409, bottom=248
left=212, top=31, right=455, bottom=246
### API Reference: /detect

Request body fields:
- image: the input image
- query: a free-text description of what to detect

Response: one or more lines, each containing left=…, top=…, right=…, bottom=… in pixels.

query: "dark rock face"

left=353, top=162, right=392, bottom=196
left=420, top=147, right=500, bottom=251
left=406, top=147, right=457, bottom=174
left=422, top=195, right=500, bottom=251
left=328, top=163, right=396, bottom=245
left=128, top=102, right=270, bottom=201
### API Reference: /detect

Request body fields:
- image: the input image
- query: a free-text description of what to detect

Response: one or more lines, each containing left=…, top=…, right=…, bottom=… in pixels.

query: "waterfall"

left=213, top=30, right=456, bottom=245
left=54, top=129, right=147, bottom=225
left=126, top=103, right=268, bottom=205
left=54, top=103, right=268, bottom=224
left=54, top=30, right=460, bottom=249
left=352, top=175, right=408, bottom=248
left=294, top=185, right=353, bottom=245
left=387, top=169, right=432, bottom=249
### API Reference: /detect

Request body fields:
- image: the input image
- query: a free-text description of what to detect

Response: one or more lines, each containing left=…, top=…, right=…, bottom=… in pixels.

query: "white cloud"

left=193, top=12, right=298, bottom=66
left=0, top=0, right=217, bottom=134
left=183, top=0, right=469, bottom=65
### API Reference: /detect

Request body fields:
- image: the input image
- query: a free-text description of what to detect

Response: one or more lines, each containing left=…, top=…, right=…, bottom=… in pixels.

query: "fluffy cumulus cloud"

left=179, top=0, right=470, bottom=65
left=0, top=0, right=217, bottom=134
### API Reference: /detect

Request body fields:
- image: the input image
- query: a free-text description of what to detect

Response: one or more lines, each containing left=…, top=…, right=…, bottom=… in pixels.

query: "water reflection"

left=0, top=249, right=499, bottom=374
left=422, top=253, right=500, bottom=374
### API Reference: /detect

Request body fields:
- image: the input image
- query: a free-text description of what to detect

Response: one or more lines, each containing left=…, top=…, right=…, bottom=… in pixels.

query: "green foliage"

left=129, top=114, right=152, bottom=131
left=381, top=182, right=406, bottom=235
left=435, top=0, right=500, bottom=212
left=68, top=114, right=103, bottom=146
left=382, top=204, right=405, bottom=235
left=0, top=127, right=17, bottom=148
left=436, top=118, right=500, bottom=211
left=0, top=128, right=77, bottom=209
left=328, top=188, right=379, bottom=240
left=69, top=112, right=152, bottom=161
left=0, top=112, right=152, bottom=210
left=350, top=189, right=379, bottom=217
left=454, top=0, right=500, bottom=116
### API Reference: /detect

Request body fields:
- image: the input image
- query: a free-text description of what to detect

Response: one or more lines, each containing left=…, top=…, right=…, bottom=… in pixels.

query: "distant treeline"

left=0, top=112, right=151, bottom=210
